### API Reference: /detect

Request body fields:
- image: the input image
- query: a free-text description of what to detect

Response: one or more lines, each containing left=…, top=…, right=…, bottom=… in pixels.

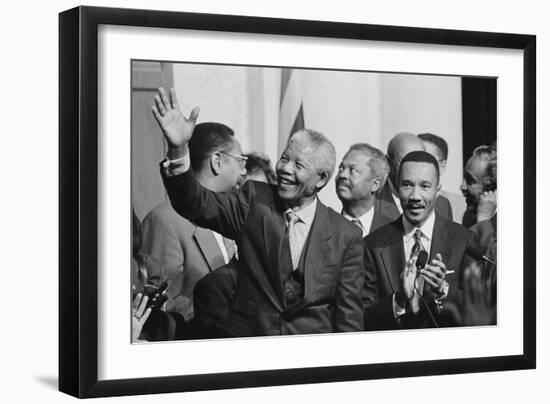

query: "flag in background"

left=278, top=68, right=305, bottom=155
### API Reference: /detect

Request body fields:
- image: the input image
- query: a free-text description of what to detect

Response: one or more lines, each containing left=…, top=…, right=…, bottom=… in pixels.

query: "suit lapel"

left=379, top=219, right=406, bottom=294
left=262, top=212, right=287, bottom=311
left=302, top=203, right=331, bottom=302
left=429, top=215, right=451, bottom=264
left=193, top=227, right=225, bottom=271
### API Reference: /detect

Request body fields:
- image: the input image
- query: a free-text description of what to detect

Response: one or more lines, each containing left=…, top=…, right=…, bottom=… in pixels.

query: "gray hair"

left=287, top=129, right=337, bottom=182
left=472, top=145, right=497, bottom=191
left=346, top=143, right=390, bottom=192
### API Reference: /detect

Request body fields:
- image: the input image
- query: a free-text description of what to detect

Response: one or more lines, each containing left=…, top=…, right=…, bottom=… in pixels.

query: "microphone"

left=413, top=250, right=439, bottom=327
left=414, top=250, right=429, bottom=279
left=466, top=246, right=497, bottom=267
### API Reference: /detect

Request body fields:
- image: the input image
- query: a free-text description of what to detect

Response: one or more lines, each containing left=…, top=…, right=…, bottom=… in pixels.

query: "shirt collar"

left=402, top=209, right=436, bottom=243
left=286, top=197, right=317, bottom=226
left=342, top=207, right=374, bottom=231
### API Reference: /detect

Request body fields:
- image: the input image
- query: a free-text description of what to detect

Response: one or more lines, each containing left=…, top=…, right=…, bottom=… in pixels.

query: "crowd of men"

left=131, top=87, right=497, bottom=341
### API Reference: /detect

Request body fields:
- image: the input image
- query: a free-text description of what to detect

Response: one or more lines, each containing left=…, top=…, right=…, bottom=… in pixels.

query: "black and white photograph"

left=130, top=61, right=498, bottom=341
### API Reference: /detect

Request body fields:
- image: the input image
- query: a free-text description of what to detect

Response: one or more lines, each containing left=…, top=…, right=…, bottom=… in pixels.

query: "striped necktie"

left=285, top=211, right=302, bottom=270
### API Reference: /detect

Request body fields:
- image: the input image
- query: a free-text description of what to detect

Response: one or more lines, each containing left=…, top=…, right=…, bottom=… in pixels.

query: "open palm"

left=152, top=87, right=200, bottom=149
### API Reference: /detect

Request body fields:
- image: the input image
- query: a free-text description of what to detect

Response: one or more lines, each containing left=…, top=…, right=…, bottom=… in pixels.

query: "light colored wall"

left=172, top=63, right=280, bottom=157
left=378, top=73, right=463, bottom=195
left=173, top=65, right=463, bottom=211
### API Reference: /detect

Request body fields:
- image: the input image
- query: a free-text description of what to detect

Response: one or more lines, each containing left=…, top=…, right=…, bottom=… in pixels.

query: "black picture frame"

left=59, top=5, right=536, bottom=398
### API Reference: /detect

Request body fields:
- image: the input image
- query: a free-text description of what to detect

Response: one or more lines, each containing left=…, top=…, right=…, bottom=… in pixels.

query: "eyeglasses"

left=218, top=151, right=248, bottom=167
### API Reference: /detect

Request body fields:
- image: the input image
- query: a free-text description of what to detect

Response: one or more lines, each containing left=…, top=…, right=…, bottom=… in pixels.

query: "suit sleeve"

left=140, top=208, right=184, bottom=283
left=436, top=195, right=453, bottom=221
left=162, top=169, right=253, bottom=240
left=363, top=242, right=399, bottom=331
left=459, top=229, right=480, bottom=290
left=333, top=229, right=365, bottom=332
left=140, top=208, right=195, bottom=315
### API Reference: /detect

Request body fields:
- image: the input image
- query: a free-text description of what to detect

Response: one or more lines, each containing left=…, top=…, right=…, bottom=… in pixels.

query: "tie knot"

left=286, top=211, right=300, bottom=226
left=351, top=218, right=363, bottom=230
left=414, top=229, right=423, bottom=242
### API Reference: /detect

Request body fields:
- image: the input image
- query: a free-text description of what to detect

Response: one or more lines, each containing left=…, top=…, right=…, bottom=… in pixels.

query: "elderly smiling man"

left=152, top=87, right=364, bottom=336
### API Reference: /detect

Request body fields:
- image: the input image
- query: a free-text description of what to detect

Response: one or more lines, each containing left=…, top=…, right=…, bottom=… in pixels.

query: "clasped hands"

left=397, top=253, right=447, bottom=314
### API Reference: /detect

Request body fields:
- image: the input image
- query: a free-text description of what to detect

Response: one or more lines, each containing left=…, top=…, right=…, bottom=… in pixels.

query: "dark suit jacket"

left=371, top=182, right=453, bottom=232
left=163, top=170, right=365, bottom=336
left=142, top=260, right=239, bottom=341
left=193, top=263, right=238, bottom=338
left=363, top=214, right=478, bottom=330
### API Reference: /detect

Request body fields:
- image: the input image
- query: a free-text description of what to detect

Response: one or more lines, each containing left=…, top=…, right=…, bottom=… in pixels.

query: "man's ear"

left=371, top=177, right=382, bottom=194
left=210, top=152, right=222, bottom=176
left=440, top=159, right=447, bottom=175
left=315, top=172, right=329, bottom=191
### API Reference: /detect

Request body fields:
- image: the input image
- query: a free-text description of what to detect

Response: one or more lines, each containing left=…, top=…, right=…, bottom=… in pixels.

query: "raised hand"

left=132, top=292, right=152, bottom=342
left=477, top=190, right=497, bottom=222
left=151, top=87, right=200, bottom=157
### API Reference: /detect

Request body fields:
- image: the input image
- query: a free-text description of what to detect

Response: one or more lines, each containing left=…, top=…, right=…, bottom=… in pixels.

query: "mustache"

left=405, top=203, right=425, bottom=209
left=336, top=179, right=351, bottom=187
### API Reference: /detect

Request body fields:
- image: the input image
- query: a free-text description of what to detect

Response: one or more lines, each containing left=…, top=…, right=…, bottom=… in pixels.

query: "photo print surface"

left=131, top=60, right=497, bottom=342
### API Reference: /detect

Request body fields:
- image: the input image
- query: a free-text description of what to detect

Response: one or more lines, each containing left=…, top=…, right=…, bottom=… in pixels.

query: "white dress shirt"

left=342, top=207, right=374, bottom=237
left=212, top=231, right=234, bottom=264
left=285, top=198, right=317, bottom=270
left=401, top=210, right=435, bottom=259
left=388, top=180, right=403, bottom=214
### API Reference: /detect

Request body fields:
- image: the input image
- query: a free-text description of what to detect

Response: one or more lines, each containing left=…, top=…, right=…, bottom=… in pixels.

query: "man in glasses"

left=138, top=121, right=246, bottom=340
left=460, top=145, right=497, bottom=228
left=153, top=87, right=364, bottom=336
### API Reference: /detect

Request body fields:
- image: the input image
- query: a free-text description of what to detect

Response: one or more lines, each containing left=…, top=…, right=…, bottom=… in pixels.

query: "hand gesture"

left=132, top=292, right=152, bottom=342
left=477, top=190, right=497, bottom=222
left=400, top=256, right=418, bottom=300
left=420, top=253, right=447, bottom=296
left=152, top=87, right=200, bottom=155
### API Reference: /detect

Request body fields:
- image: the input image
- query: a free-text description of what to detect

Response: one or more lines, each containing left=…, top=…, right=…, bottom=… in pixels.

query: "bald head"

left=387, top=132, right=425, bottom=188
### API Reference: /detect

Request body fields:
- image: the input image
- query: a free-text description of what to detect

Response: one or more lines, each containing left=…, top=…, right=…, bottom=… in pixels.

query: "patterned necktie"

left=410, top=229, right=425, bottom=293
left=410, top=229, right=424, bottom=259
left=285, top=211, right=301, bottom=270
left=351, top=218, right=365, bottom=236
